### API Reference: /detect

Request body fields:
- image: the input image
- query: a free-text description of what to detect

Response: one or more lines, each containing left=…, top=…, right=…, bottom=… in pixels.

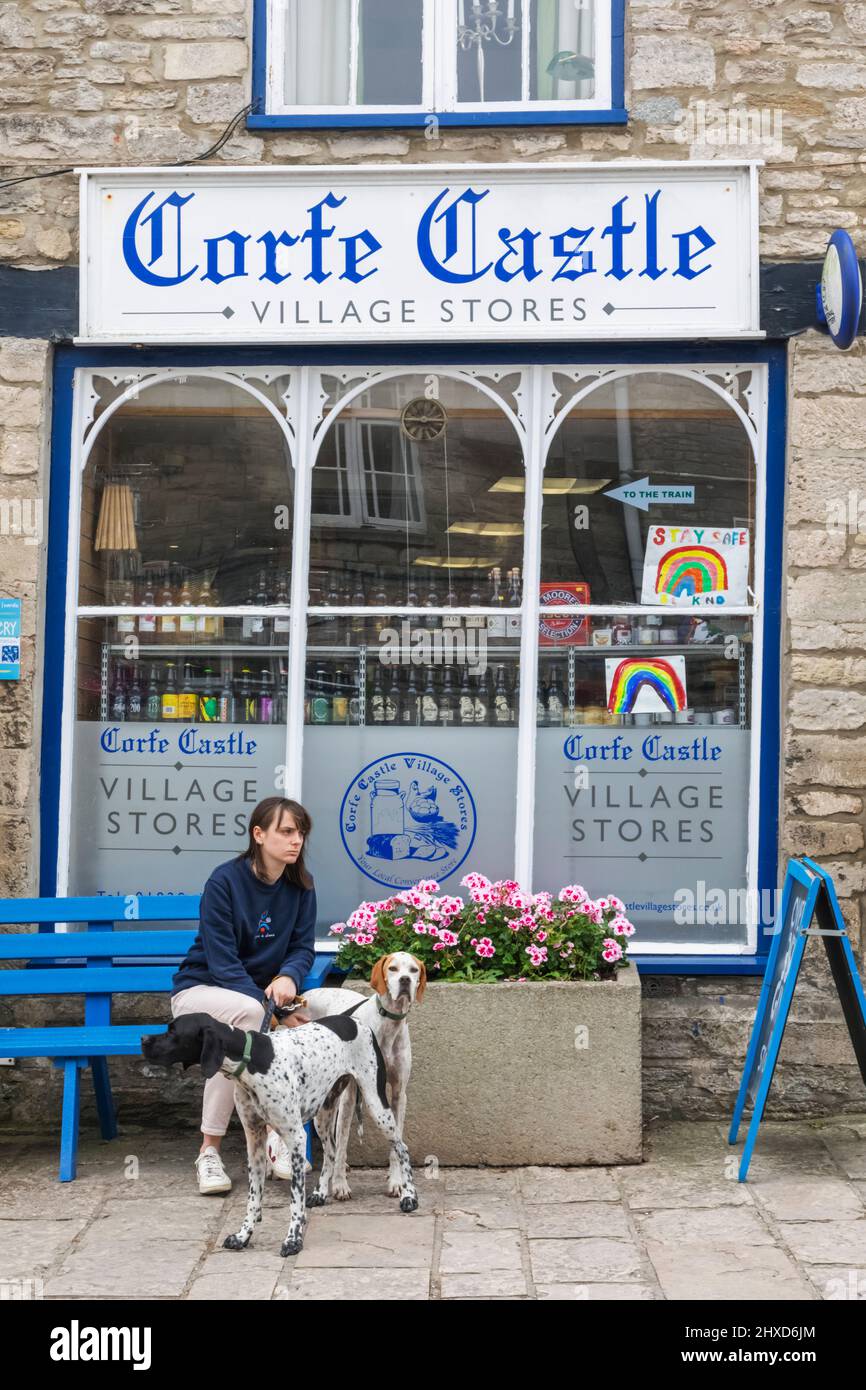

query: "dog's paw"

left=281, top=1238, right=303, bottom=1257
left=386, top=1181, right=401, bottom=1198
left=332, top=1182, right=352, bottom=1202
left=223, top=1232, right=251, bottom=1251
left=306, top=1190, right=326, bottom=1208
left=399, top=1194, right=419, bottom=1214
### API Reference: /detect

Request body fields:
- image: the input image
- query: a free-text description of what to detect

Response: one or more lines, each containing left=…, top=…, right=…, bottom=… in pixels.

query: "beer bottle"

left=161, top=662, right=179, bottom=720
left=547, top=664, right=565, bottom=727
left=458, top=668, right=474, bottom=726
left=110, top=664, right=127, bottom=722
left=254, top=570, right=269, bottom=645
left=493, top=664, right=512, bottom=725
left=218, top=666, right=236, bottom=723
left=274, top=573, right=290, bottom=637
left=158, top=574, right=177, bottom=645
left=145, top=665, right=161, bottom=722
left=332, top=665, right=349, bottom=724
left=178, top=662, right=197, bottom=722
left=424, top=577, right=440, bottom=630
left=473, top=669, right=489, bottom=725
left=402, top=668, right=420, bottom=725
left=468, top=576, right=482, bottom=606
left=199, top=667, right=218, bottom=722
left=385, top=667, right=400, bottom=724
left=310, top=664, right=330, bottom=725
left=439, top=667, right=456, bottom=727
left=372, top=570, right=389, bottom=638
left=117, top=579, right=136, bottom=641
left=370, top=664, right=386, bottom=724
left=239, top=666, right=257, bottom=723
left=178, top=576, right=196, bottom=637
left=139, top=579, right=157, bottom=639
left=257, top=669, right=275, bottom=725
left=537, top=671, right=548, bottom=727
left=421, top=669, right=439, bottom=725
left=127, top=662, right=143, bottom=722
left=195, top=579, right=216, bottom=638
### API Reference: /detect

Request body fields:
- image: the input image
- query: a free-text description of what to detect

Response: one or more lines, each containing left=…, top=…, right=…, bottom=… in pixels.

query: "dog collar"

left=376, top=998, right=408, bottom=1022
left=232, top=1032, right=255, bottom=1077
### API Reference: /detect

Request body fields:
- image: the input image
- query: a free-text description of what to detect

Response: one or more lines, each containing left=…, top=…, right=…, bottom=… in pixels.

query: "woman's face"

left=255, top=809, right=305, bottom=867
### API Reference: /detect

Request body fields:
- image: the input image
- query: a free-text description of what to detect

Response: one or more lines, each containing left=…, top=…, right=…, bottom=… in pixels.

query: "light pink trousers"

left=171, top=984, right=266, bottom=1137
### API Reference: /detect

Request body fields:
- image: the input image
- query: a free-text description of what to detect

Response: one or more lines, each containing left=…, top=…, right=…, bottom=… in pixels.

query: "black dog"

left=142, top=1013, right=418, bottom=1255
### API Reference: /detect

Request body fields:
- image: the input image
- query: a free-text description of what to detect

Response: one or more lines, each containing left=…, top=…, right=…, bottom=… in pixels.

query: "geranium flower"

left=416, top=879, right=440, bottom=893
left=610, top=914, right=635, bottom=937
left=475, top=937, right=495, bottom=958
left=439, top=929, right=459, bottom=946
left=329, top=922, right=347, bottom=935
left=602, top=938, right=623, bottom=963
left=476, top=911, right=487, bottom=925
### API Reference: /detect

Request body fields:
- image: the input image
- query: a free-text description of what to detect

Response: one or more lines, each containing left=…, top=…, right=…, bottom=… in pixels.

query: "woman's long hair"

left=241, top=797, right=313, bottom=890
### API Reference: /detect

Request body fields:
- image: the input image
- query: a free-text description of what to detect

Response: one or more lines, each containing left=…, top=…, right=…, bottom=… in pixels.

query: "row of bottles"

left=109, top=660, right=284, bottom=724
left=313, top=565, right=522, bottom=618
left=113, top=575, right=225, bottom=643
left=305, top=662, right=519, bottom=727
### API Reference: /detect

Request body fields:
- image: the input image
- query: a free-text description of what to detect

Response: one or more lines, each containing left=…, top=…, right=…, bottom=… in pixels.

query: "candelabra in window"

left=457, top=2, right=519, bottom=103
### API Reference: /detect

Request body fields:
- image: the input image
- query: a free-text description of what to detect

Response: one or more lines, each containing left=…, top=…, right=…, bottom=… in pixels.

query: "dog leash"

left=258, top=996, right=308, bottom=1034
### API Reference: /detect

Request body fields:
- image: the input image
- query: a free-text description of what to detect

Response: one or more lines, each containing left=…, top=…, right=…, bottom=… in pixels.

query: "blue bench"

left=0, top=896, right=335, bottom=1181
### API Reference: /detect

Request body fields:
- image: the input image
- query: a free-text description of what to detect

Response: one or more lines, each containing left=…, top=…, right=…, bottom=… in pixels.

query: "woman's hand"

left=265, top=975, right=298, bottom=1007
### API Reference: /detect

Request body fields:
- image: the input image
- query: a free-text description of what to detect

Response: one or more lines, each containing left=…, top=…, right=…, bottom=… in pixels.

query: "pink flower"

left=329, top=923, right=347, bottom=935
left=439, top=929, right=459, bottom=946
left=610, top=914, right=635, bottom=937
left=475, top=911, right=487, bottom=925
left=394, top=917, right=405, bottom=926
left=416, top=879, right=440, bottom=893
left=535, top=929, right=548, bottom=943
left=608, top=895, right=625, bottom=913
left=525, top=944, right=548, bottom=966
left=602, top=938, right=623, bottom=963
left=354, top=932, right=375, bottom=946
left=516, top=911, right=536, bottom=928
left=432, top=941, right=447, bottom=951
left=475, top=937, right=495, bottom=959
left=559, top=884, right=588, bottom=904
left=414, top=923, right=430, bottom=936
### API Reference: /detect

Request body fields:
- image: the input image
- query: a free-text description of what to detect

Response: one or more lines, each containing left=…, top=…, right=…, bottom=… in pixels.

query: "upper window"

left=252, top=0, right=625, bottom=127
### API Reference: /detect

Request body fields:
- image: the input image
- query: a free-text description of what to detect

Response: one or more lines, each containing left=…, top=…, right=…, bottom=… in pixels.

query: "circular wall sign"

left=817, top=230, right=862, bottom=351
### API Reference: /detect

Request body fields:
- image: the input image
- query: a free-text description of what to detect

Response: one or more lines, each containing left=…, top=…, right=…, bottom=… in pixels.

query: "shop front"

left=43, top=161, right=784, bottom=970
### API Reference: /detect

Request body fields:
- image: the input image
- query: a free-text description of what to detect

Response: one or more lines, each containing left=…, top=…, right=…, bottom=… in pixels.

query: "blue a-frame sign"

left=730, top=857, right=866, bottom=1180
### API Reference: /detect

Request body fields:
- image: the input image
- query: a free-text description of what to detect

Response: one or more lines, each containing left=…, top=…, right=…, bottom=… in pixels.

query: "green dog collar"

left=232, top=1031, right=254, bottom=1077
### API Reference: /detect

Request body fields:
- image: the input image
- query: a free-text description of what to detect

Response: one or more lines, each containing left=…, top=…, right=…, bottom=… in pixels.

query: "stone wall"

left=2, top=0, right=866, bottom=1128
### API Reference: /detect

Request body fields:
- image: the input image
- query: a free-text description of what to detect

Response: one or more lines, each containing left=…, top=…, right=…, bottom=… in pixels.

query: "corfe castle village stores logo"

left=340, top=753, right=477, bottom=890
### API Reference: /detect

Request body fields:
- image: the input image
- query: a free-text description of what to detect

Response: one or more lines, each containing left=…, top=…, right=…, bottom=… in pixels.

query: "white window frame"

left=263, top=0, right=614, bottom=119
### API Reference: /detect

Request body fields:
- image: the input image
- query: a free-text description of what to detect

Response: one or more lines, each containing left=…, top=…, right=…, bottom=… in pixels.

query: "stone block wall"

left=2, top=0, right=866, bottom=1126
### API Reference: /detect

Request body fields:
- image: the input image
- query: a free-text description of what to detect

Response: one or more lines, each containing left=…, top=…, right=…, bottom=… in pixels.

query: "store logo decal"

left=340, top=753, right=476, bottom=889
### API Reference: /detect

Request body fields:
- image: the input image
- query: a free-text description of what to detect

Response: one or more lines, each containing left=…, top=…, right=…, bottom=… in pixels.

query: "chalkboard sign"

left=730, top=858, right=866, bottom=1180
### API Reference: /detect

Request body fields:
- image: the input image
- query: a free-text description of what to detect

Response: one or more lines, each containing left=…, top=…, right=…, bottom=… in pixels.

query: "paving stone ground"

left=1, top=1117, right=865, bottom=1300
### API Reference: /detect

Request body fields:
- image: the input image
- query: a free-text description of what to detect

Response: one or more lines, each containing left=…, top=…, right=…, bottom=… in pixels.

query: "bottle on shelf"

left=444, top=573, right=459, bottom=609
left=536, top=672, right=548, bottom=727
left=254, top=570, right=269, bottom=645
left=127, top=662, right=143, bottom=722
left=332, top=665, right=349, bottom=725
left=372, top=570, right=389, bottom=638
left=325, top=573, right=340, bottom=641
left=421, top=668, right=439, bottom=725
left=241, top=579, right=257, bottom=642
left=473, top=669, right=489, bottom=726
left=402, top=667, right=420, bottom=725
left=161, top=662, right=179, bottom=720
left=145, top=664, right=161, bottom=722
left=257, top=669, right=275, bottom=725
left=239, top=667, right=257, bottom=723
left=468, top=575, right=482, bottom=606
left=178, top=576, right=196, bottom=637
left=508, top=567, right=522, bottom=606
left=199, top=667, right=218, bottom=722
left=424, top=577, right=440, bottom=630
left=458, top=668, right=474, bottom=726
left=546, top=664, right=565, bottom=727
left=487, top=567, right=503, bottom=606
left=370, top=664, right=385, bottom=725
left=493, top=664, right=512, bottom=726
left=110, top=663, right=127, bottom=721
left=158, top=574, right=177, bottom=645
left=440, top=667, right=456, bottom=727
left=309, top=664, right=331, bottom=725
left=116, top=579, right=136, bottom=640
left=178, top=662, right=197, bottom=723
left=348, top=670, right=361, bottom=726
left=385, top=666, right=400, bottom=724
left=406, top=576, right=420, bottom=609
left=139, top=579, right=157, bottom=640
left=219, top=665, right=236, bottom=724
left=274, top=573, right=290, bottom=637
left=351, top=575, right=367, bottom=639
left=195, top=578, right=217, bottom=638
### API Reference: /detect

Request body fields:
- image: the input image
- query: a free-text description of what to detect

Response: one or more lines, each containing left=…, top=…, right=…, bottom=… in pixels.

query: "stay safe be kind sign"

left=78, top=163, right=761, bottom=344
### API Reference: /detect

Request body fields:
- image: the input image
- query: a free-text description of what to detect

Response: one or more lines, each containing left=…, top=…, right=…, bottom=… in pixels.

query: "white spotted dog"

left=142, top=1011, right=418, bottom=1257
left=299, top=951, right=425, bottom=1201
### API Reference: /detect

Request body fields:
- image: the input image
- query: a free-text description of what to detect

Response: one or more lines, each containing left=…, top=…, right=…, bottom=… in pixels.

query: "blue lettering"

left=673, top=224, right=716, bottom=279
left=122, top=190, right=198, bottom=287
left=639, top=190, right=665, bottom=281
left=201, top=230, right=249, bottom=285
left=551, top=227, right=596, bottom=281
left=340, top=228, right=381, bottom=284
left=302, top=192, right=346, bottom=284
left=494, top=226, right=541, bottom=282
left=601, top=197, right=636, bottom=281
left=257, top=230, right=299, bottom=284
left=416, top=187, right=493, bottom=284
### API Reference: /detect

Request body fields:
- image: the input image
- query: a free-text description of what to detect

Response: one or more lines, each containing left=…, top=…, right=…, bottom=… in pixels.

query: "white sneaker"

left=267, top=1130, right=313, bottom=1179
left=195, top=1145, right=232, bottom=1194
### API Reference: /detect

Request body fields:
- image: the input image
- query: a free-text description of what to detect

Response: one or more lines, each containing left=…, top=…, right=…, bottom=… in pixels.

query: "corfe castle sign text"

left=79, top=163, right=761, bottom=343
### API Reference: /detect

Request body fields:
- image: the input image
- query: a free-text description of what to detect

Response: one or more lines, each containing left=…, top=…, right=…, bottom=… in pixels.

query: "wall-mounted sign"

left=640, top=525, right=750, bottom=607
left=817, top=230, right=863, bottom=351
left=0, top=598, right=21, bottom=680
left=604, top=476, right=695, bottom=512
left=539, top=582, right=591, bottom=646
left=78, top=162, right=762, bottom=344
left=605, top=655, right=688, bottom=715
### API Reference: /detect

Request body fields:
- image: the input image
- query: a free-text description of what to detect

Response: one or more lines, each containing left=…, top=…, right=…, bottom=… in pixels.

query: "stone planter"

left=345, top=968, right=642, bottom=1168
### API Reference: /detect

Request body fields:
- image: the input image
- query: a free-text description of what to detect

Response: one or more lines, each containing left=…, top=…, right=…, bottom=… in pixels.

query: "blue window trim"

left=248, top=0, right=627, bottom=130
left=42, top=338, right=785, bottom=979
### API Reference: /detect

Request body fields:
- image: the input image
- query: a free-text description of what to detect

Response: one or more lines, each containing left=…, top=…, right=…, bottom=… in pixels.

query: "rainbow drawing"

left=606, top=657, right=688, bottom=715
left=655, top=546, right=728, bottom=598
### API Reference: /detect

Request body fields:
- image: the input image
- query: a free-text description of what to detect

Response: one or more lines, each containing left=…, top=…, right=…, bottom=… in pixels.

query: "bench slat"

left=0, top=896, right=201, bottom=925
left=0, top=931, right=198, bottom=959
left=0, top=1025, right=168, bottom=1057
left=0, top=967, right=179, bottom=995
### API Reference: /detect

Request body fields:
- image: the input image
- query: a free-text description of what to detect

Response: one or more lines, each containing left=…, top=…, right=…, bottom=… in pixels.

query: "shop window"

left=251, top=0, right=625, bottom=127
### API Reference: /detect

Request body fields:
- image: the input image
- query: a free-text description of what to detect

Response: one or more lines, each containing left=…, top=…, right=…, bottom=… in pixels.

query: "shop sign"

left=0, top=598, right=21, bottom=680
left=817, top=229, right=863, bottom=351
left=78, top=163, right=761, bottom=344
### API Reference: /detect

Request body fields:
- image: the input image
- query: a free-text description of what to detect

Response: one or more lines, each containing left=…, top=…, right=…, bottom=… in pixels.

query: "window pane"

left=283, top=0, right=423, bottom=107
left=80, top=376, right=293, bottom=611
left=542, top=373, right=755, bottom=607
left=457, top=0, right=596, bottom=104
left=302, top=617, right=520, bottom=933
left=69, top=620, right=288, bottom=898
left=533, top=616, right=753, bottom=947
left=309, top=374, right=525, bottom=607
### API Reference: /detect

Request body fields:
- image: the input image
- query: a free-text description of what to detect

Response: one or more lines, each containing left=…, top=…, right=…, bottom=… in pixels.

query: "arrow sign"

left=603, top=477, right=695, bottom=513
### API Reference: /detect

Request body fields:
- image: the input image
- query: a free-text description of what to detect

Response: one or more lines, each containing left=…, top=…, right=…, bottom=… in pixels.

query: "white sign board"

left=640, top=524, right=751, bottom=608
left=78, top=163, right=761, bottom=344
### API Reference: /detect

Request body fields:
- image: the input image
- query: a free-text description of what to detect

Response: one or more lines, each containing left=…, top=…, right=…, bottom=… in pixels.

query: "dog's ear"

left=199, top=1022, right=227, bottom=1079
left=370, top=953, right=391, bottom=996
left=415, top=957, right=427, bottom=1003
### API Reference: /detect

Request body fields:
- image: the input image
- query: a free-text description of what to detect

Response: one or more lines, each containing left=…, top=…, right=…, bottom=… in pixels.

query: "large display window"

left=50, top=352, right=782, bottom=965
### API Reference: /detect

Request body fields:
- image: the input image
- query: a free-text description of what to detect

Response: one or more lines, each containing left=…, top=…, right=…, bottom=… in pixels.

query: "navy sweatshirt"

left=171, top=856, right=317, bottom=1004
